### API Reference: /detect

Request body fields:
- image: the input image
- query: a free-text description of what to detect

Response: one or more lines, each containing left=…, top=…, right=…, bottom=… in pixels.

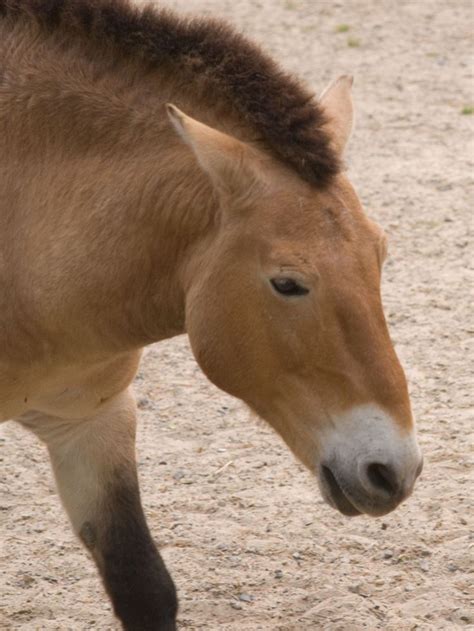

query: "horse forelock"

left=0, top=0, right=340, bottom=187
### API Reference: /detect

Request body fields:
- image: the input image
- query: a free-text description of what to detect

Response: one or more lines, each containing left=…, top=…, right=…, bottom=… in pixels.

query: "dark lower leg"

left=83, top=470, right=177, bottom=631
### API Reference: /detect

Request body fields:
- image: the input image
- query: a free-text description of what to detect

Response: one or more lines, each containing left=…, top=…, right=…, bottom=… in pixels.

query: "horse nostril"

left=366, top=462, right=398, bottom=497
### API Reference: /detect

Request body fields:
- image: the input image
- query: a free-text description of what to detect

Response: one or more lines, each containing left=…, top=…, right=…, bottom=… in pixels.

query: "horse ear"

left=320, top=75, right=354, bottom=156
left=166, top=104, right=261, bottom=196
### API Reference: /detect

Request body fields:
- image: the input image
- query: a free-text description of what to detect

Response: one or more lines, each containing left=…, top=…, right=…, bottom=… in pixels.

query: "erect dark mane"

left=0, top=0, right=340, bottom=187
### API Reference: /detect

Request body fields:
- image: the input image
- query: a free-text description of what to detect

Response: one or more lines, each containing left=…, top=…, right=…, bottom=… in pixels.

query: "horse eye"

left=271, top=278, right=309, bottom=297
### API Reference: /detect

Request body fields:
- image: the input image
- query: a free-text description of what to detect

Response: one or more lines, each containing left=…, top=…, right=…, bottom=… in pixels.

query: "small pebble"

left=172, top=470, right=185, bottom=481
left=228, top=555, right=241, bottom=565
left=348, top=584, right=368, bottom=597
left=137, top=397, right=152, bottom=409
left=238, top=593, right=253, bottom=602
left=230, top=601, right=242, bottom=610
left=292, top=551, right=302, bottom=560
left=419, top=560, right=429, bottom=572
left=383, top=550, right=394, bottom=559
left=275, top=570, right=283, bottom=579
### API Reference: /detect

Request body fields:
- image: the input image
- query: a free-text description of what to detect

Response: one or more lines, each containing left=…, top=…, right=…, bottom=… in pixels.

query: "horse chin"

left=318, top=466, right=362, bottom=517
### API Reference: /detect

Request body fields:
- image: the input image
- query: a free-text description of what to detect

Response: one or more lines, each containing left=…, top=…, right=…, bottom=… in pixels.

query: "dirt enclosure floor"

left=1, top=0, right=473, bottom=629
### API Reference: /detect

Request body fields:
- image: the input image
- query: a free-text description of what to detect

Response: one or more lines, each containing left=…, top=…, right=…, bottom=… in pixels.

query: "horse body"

left=1, top=1, right=422, bottom=629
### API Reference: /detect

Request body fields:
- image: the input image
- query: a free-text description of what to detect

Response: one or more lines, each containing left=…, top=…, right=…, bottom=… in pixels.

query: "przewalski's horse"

left=0, top=0, right=423, bottom=628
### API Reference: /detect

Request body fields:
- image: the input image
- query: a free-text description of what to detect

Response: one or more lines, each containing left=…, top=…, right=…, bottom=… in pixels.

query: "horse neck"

left=1, top=25, right=231, bottom=359
left=12, top=145, right=219, bottom=361
left=3, top=109, right=218, bottom=360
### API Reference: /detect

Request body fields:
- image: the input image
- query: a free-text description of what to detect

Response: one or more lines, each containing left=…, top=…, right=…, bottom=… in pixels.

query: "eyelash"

left=270, top=278, right=309, bottom=297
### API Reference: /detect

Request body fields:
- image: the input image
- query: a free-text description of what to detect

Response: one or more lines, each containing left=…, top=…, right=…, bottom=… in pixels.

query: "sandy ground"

left=1, top=0, right=473, bottom=629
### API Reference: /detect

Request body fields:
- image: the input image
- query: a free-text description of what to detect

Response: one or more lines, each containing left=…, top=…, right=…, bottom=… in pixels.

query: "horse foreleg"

left=20, top=390, right=177, bottom=631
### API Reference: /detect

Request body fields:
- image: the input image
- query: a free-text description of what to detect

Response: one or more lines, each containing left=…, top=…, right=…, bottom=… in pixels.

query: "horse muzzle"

left=316, top=404, right=423, bottom=517
left=318, top=455, right=423, bottom=517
